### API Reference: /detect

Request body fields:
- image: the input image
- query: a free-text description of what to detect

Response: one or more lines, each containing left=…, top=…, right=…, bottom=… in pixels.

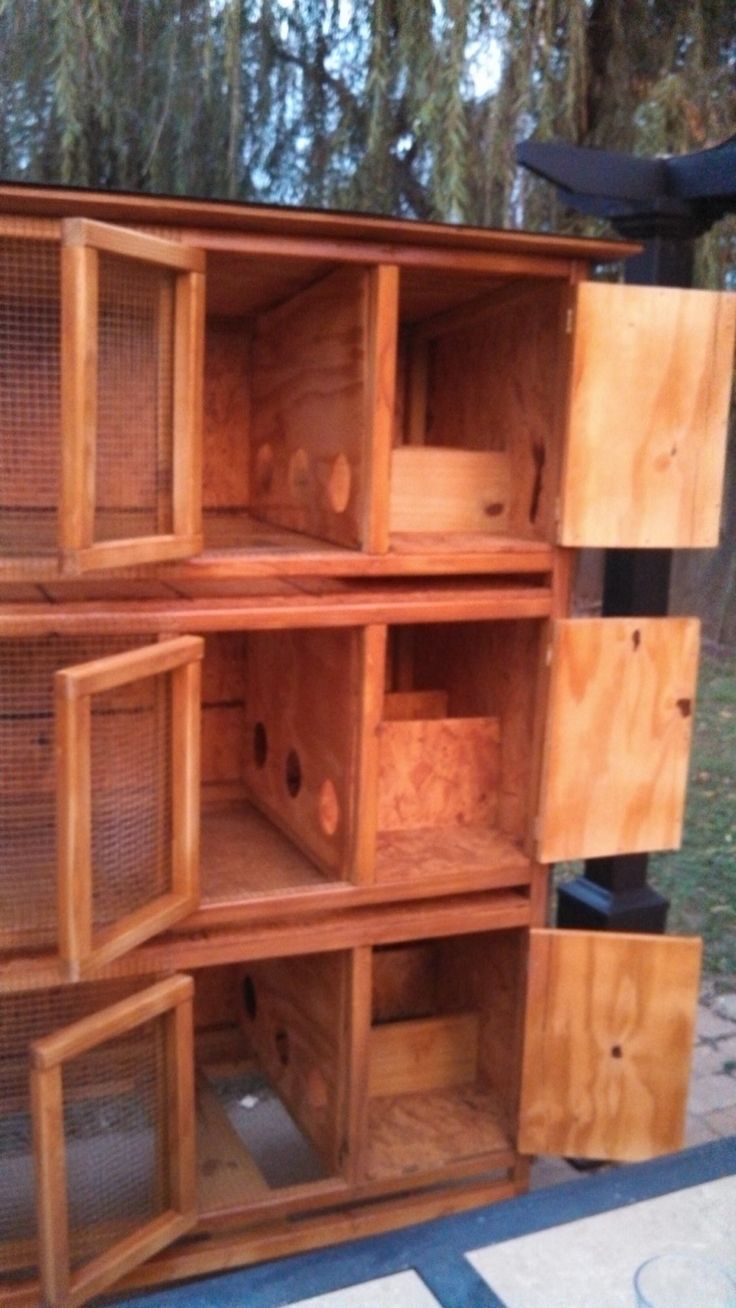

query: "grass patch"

left=555, top=646, right=736, bottom=986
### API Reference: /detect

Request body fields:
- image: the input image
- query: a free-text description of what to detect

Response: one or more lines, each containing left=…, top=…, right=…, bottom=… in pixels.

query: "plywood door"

left=519, top=929, right=701, bottom=1161
left=56, top=635, right=203, bottom=978
left=537, top=617, right=699, bottom=862
left=59, top=218, right=205, bottom=573
left=560, top=282, right=735, bottom=547
left=31, top=975, right=196, bottom=1308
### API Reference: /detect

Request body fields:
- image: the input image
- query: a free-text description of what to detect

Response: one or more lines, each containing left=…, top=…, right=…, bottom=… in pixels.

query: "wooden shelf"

left=365, top=1085, right=512, bottom=1183
left=376, top=826, right=531, bottom=886
left=200, top=801, right=332, bottom=905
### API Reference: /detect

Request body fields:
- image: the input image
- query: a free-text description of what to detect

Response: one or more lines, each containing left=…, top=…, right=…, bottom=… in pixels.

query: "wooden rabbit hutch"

left=0, top=184, right=734, bottom=1307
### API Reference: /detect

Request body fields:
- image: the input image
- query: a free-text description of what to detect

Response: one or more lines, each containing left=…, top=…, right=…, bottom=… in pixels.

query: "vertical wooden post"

left=59, top=240, right=98, bottom=573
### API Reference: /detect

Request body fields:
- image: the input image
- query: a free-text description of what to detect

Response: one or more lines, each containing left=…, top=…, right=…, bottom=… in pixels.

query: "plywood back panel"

left=377, top=716, right=501, bottom=831
left=249, top=266, right=371, bottom=548
left=538, top=617, right=700, bottom=862
left=561, top=283, right=736, bottom=547
left=201, top=633, right=247, bottom=796
left=202, top=320, right=250, bottom=510
left=520, top=929, right=702, bottom=1161
left=372, top=943, right=438, bottom=1022
left=242, top=626, right=362, bottom=876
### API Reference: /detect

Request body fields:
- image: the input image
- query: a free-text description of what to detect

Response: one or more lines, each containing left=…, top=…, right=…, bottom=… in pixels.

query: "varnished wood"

left=561, top=282, right=736, bottom=548
left=390, top=448, right=511, bottom=534
left=538, top=617, right=700, bottom=861
left=369, top=1013, right=478, bottom=1096
left=31, top=1063, right=70, bottom=1306
left=59, top=241, right=98, bottom=568
left=519, top=929, right=702, bottom=1161
left=62, top=217, right=205, bottom=272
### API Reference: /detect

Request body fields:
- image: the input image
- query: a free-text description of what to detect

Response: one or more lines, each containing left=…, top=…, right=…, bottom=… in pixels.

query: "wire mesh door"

left=0, top=217, right=204, bottom=577
left=58, top=218, right=204, bottom=574
left=31, top=974, right=196, bottom=1308
left=55, top=635, right=203, bottom=978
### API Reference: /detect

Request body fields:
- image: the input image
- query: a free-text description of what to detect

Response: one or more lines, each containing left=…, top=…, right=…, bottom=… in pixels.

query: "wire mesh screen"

left=0, top=978, right=150, bottom=1284
left=0, top=233, right=61, bottom=559
left=90, top=667, right=173, bottom=930
left=0, top=635, right=149, bottom=951
left=64, top=1015, right=166, bottom=1272
left=95, top=252, right=176, bottom=543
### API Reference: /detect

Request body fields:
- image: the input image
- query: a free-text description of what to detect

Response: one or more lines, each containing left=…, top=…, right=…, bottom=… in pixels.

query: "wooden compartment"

left=202, top=255, right=396, bottom=555
left=389, top=269, right=735, bottom=551
left=373, top=618, right=543, bottom=888
left=0, top=975, right=195, bottom=1307
left=362, top=930, right=524, bottom=1185
left=389, top=273, right=568, bottom=545
left=193, top=956, right=350, bottom=1220
left=0, top=218, right=204, bottom=579
left=199, top=626, right=368, bottom=906
left=0, top=633, right=202, bottom=972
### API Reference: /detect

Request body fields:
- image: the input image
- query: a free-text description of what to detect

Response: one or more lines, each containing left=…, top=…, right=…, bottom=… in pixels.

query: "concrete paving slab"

left=467, top=1175, right=736, bottom=1308
left=286, top=1272, right=442, bottom=1308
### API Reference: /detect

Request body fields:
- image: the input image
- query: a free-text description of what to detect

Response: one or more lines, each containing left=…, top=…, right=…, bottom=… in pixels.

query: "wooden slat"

left=363, top=264, right=399, bottom=552
left=166, top=990, right=197, bottom=1217
left=66, top=1211, right=193, bottom=1308
left=538, top=617, right=700, bottom=861
left=56, top=634, right=203, bottom=699
left=56, top=690, right=92, bottom=980
left=350, top=623, right=387, bottom=883
left=383, top=690, right=449, bottom=720
left=59, top=242, right=98, bottom=565
left=71, top=531, right=203, bottom=574
left=173, top=271, right=205, bottom=542
left=369, top=1013, right=478, bottom=1096
left=62, top=217, right=205, bottom=272
left=390, top=448, right=510, bottom=533
left=171, top=655, right=202, bottom=904
left=31, top=975, right=192, bottom=1069
left=519, top=929, right=702, bottom=1161
left=31, top=1063, right=70, bottom=1306
left=561, top=283, right=736, bottom=548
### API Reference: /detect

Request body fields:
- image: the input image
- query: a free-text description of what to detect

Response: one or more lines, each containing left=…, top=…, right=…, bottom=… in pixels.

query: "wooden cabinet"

left=0, top=183, right=732, bottom=1305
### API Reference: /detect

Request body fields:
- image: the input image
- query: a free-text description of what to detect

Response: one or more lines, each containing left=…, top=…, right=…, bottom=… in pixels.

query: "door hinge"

left=565, top=306, right=574, bottom=334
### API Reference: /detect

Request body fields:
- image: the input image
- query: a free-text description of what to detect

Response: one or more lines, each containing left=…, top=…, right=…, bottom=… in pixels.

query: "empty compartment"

left=389, top=270, right=567, bottom=544
left=203, top=255, right=394, bottom=554
left=0, top=218, right=203, bottom=578
left=0, top=977, right=190, bottom=1295
left=364, top=931, right=525, bottom=1183
left=375, top=619, right=543, bottom=886
left=0, top=633, right=200, bottom=969
left=200, top=626, right=366, bottom=905
left=193, top=956, right=349, bottom=1216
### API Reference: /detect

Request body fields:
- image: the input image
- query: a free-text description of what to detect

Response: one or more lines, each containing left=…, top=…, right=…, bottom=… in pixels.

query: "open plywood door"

left=519, top=929, right=702, bottom=1162
left=60, top=218, right=204, bottom=573
left=537, top=617, right=699, bottom=863
left=56, top=636, right=203, bottom=979
left=31, top=975, right=196, bottom=1308
left=560, top=281, right=735, bottom=548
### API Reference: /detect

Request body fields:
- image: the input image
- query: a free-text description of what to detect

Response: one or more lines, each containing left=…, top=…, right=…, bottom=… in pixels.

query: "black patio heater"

left=516, top=133, right=736, bottom=933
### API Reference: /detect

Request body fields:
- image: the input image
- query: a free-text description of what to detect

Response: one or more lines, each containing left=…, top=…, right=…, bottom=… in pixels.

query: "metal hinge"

left=565, top=307, right=574, bottom=334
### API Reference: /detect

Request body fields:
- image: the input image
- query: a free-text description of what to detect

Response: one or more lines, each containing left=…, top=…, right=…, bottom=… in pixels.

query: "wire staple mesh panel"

left=0, top=635, right=149, bottom=951
left=0, top=232, right=61, bottom=559
left=95, top=252, right=176, bottom=543
left=90, top=666, right=173, bottom=930
left=0, top=978, right=150, bottom=1285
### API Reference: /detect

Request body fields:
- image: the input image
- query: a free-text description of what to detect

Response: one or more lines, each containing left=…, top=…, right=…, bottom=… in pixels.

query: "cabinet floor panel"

left=376, top=825, right=530, bottom=886
left=365, top=1085, right=512, bottom=1183
left=200, top=801, right=332, bottom=904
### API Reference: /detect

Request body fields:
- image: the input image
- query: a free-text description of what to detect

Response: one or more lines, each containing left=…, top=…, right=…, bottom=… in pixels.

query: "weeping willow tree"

left=0, top=0, right=735, bottom=633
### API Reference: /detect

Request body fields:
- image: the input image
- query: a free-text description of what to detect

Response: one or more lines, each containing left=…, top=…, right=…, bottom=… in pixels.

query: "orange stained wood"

left=390, top=449, right=511, bottom=534
left=377, top=716, right=501, bottom=831
left=537, top=616, right=700, bottom=862
left=561, top=282, right=736, bottom=548
left=368, top=1012, right=479, bottom=1096
left=519, top=929, right=702, bottom=1161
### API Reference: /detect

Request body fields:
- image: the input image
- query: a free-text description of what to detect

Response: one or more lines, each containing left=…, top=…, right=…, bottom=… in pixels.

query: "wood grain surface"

left=538, top=617, right=700, bottom=861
